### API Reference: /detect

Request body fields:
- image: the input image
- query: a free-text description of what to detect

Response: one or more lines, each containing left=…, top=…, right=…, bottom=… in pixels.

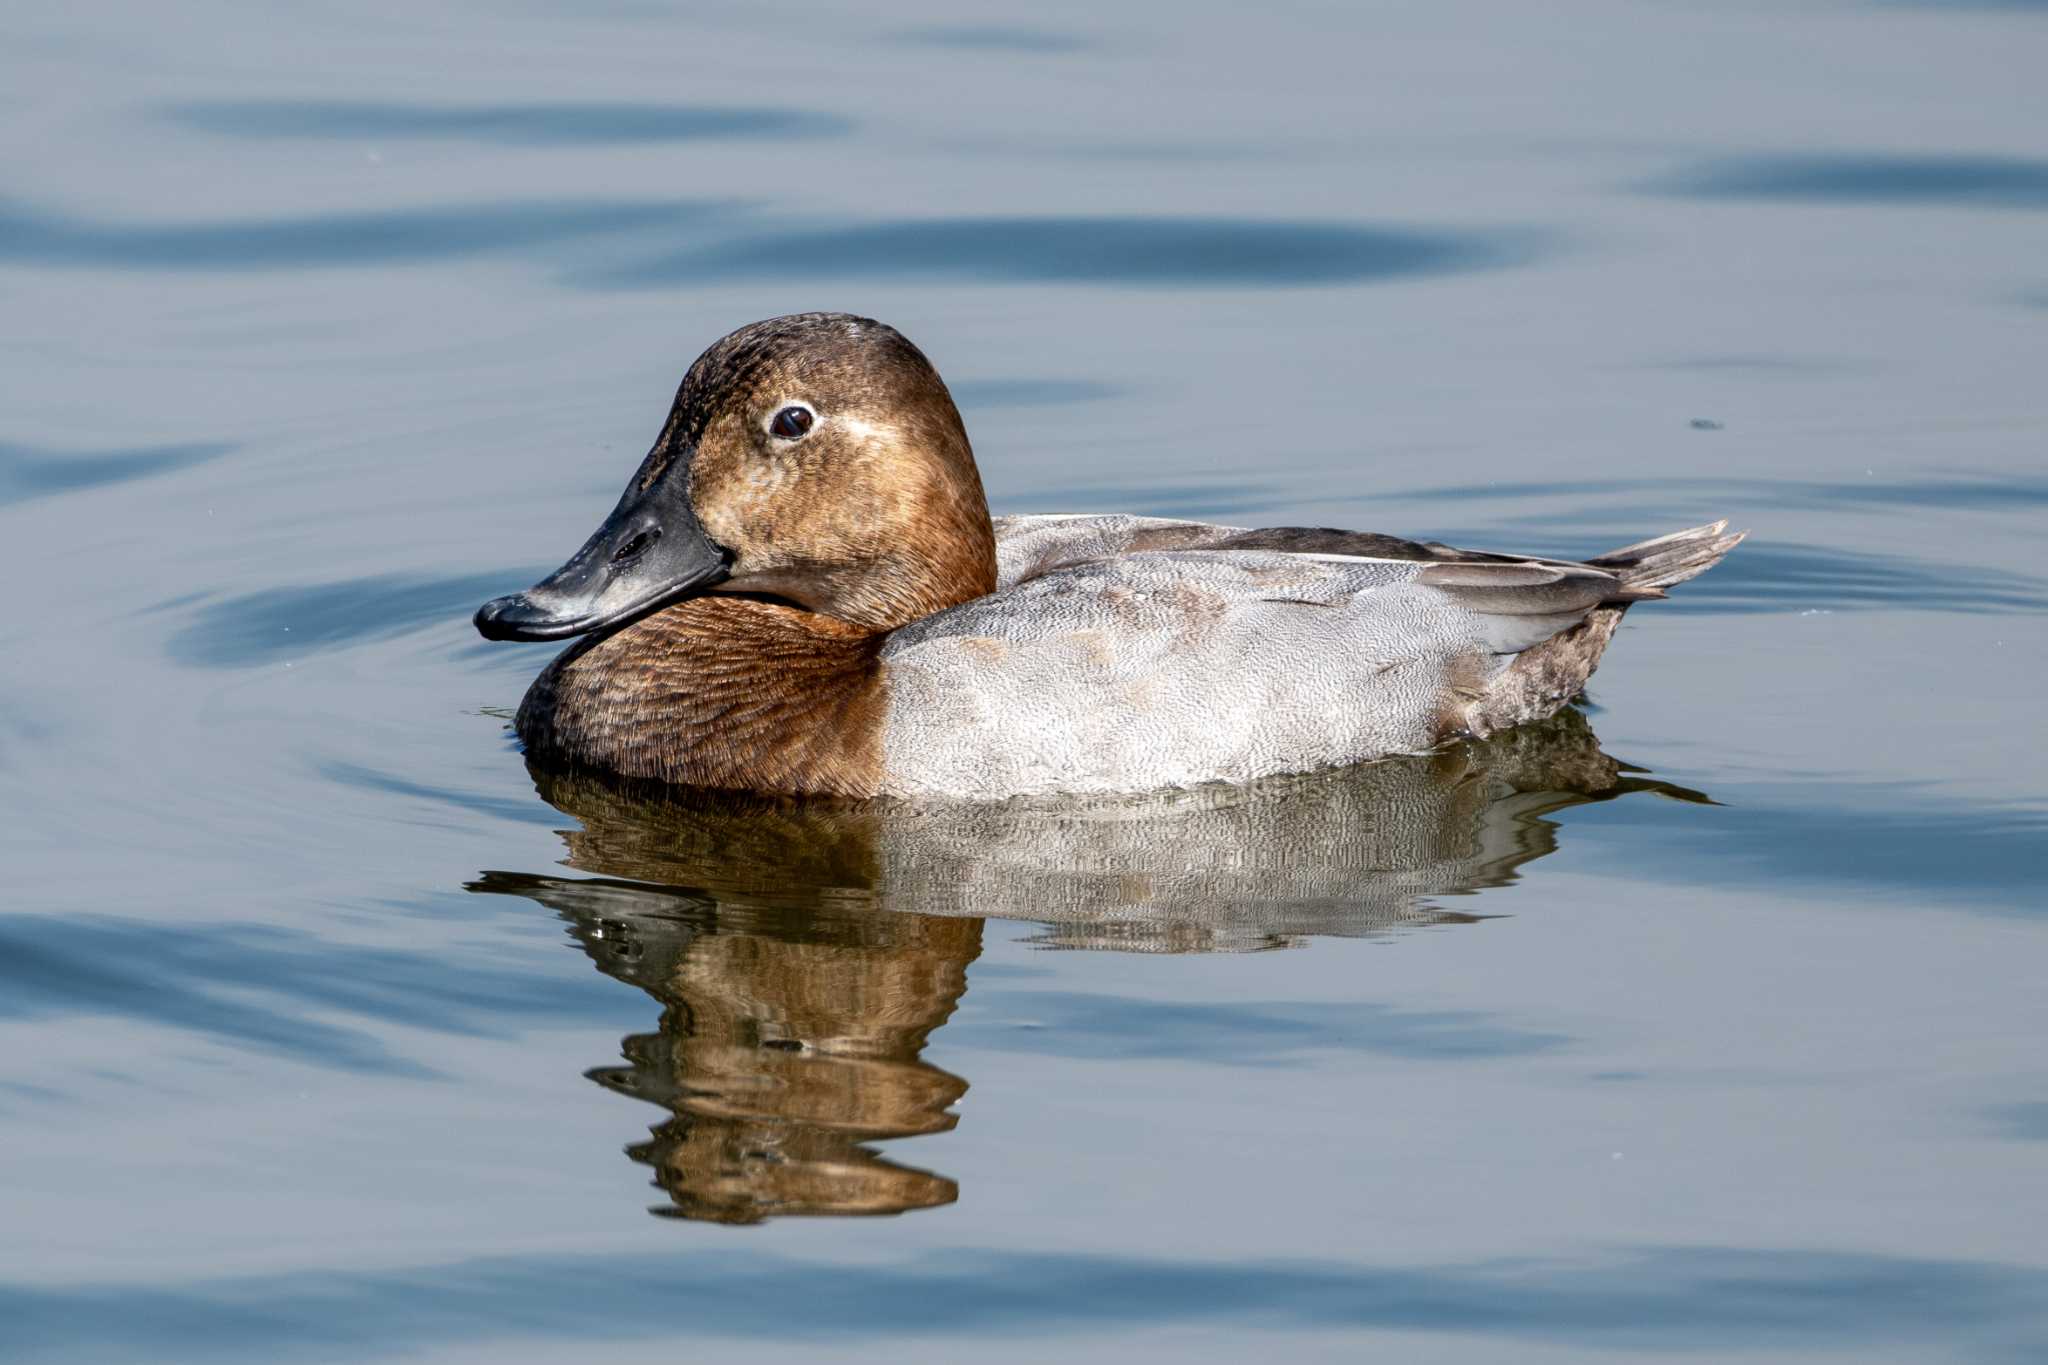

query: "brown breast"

left=515, top=596, right=889, bottom=797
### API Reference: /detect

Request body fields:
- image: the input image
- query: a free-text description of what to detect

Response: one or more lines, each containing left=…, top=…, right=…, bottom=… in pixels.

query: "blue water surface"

left=2, top=2, right=2044, bottom=1362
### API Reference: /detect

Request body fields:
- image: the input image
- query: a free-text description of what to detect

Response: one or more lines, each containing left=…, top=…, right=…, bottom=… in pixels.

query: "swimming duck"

left=475, top=312, right=1743, bottom=800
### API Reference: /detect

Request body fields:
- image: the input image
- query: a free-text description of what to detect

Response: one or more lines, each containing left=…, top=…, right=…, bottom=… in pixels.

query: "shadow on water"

left=1, top=439, right=234, bottom=506
left=161, top=100, right=852, bottom=145
left=594, top=217, right=1544, bottom=288
left=1643, top=153, right=2048, bottom=208
left=466, top=710, right=1706, bottom=1222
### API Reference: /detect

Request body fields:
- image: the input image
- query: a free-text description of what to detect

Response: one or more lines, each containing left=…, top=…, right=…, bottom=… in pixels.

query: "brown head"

left=475, top=313, right=997, bottom=641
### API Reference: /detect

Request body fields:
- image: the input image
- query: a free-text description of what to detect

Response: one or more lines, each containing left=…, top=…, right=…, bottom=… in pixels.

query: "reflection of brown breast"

left=656, top=914, right=976, bottom=1138
left=517, top=596, right=889, bottom=797
left=569, top=893, right=979, bottom=1224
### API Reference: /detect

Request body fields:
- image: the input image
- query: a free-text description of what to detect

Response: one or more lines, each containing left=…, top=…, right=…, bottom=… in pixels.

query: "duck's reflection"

left=469, top=709, right=1704, bottom=1223
left=519, top=880, right=973, bottom=1223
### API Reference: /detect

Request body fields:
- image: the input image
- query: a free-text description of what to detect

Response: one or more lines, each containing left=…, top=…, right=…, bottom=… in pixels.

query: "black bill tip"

left=473, top=592, right=592, bottom=642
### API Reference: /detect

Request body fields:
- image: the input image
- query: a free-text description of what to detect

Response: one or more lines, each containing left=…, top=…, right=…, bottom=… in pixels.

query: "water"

left=3, top=1, right=2045, bottom=1360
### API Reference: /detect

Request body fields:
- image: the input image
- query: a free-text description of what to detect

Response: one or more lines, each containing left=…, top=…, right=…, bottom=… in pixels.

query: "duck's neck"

left=724, top=474, right=999, bottom=632
left=861, top=470, right=1000, bottom=629
left=516, top=597, right=893, bottom=797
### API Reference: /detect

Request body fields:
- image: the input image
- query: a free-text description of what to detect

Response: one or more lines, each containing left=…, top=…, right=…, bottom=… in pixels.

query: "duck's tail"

left=1455, top=519, right=1745, bottom=741
left=1586, top=519, right=1748, bottom=599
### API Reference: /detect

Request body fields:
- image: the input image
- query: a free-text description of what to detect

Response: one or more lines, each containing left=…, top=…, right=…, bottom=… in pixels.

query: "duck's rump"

left=873, top=514, right=1740, bottom=798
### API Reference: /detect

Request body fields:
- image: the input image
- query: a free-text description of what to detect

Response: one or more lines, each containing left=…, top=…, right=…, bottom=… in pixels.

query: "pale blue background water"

left=3, top=2, right=2046, bottom=1361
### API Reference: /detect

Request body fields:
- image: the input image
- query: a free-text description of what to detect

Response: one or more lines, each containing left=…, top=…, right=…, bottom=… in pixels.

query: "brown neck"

left=516, top=597, right=891, bottom=797
left=882, top=444, right=999, bottom=626
left=743, top=453, right=999, bottom=631
left=812, top=526, right=998, bottom=631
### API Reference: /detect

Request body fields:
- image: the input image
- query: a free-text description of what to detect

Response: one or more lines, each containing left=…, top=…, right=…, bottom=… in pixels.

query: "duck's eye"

left=769, top=406, right=814, bottom=440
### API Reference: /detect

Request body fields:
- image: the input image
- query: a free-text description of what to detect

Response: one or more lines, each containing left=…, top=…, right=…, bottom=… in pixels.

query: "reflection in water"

left=471, top=710, right=1705, bottom=1222
left=512, top=881, right=973, bottom=1224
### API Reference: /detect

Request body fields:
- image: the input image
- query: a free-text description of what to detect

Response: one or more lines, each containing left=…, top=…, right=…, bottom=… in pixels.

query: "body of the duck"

left=476, top=313, right=1742, bottom=800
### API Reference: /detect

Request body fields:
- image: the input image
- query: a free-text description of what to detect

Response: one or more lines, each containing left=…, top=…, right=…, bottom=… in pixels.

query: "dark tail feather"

left=1452, top=520, right=1743, bottom=741
left=1587, top=520, right=1747, bottom=598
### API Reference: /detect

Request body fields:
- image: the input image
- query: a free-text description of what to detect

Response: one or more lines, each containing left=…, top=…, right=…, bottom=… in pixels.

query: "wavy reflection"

left=484, top=878, right=975, bottom=1224
left=470, top=709, right=1705, bottom=1222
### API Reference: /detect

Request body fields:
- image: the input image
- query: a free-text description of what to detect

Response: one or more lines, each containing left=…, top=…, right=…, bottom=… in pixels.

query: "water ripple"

left=1021, top=480, right=1291, bottom=519
left=319, top=761, right=563, bottom=828
left=1394, top=473, right=2048, bottom=513
left=1659, top=542, right=2048, bottom=615
left=891, top=25, right=1094, bottom=53
left=948, top=378, right=1122, bottom=408
left=1986, top=1101, right=2048, bottom=1140
left=953, top=991, right=1567, bottom=1063
left=0, top=198, right=727, bottom=270
left=600, top=216, right=1545, bottom=288
left=1576, top=785, right=2048, bottom=910
left=161, top=100, right=851, bottom=145
left=1, top=1244, right=2040, bottom=1360
left=160, top=570, right=543, bottom=667
left=1, top=439, right=233, bottom=506
left=1645, top=153, right=2048, bottom=209
left=1878, top=0, right=2048, bottom=10
left=0, top=915, right=612, bottom=1076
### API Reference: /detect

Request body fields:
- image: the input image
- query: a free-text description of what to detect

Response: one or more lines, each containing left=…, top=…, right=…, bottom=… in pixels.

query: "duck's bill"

left=473, top=496, right=731, bottom=642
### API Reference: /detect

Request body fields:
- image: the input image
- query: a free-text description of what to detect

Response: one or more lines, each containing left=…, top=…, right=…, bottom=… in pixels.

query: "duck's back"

left=873, top=514, right=1728, bottom=799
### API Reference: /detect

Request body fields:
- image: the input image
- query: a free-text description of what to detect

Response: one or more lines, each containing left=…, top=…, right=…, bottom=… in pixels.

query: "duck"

left=475, top=312, right=1744, bottom=801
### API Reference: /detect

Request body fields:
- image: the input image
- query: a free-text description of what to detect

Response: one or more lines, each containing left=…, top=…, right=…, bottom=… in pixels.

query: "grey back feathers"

left=874, top=515, right=1742, bottom=799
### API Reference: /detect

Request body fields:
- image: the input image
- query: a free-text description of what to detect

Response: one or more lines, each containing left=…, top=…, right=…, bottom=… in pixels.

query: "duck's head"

left=475, top=312, right=996, bottom=642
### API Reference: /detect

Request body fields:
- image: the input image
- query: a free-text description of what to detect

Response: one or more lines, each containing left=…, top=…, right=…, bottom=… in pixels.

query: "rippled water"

left=4, top=2, right=2046, bottom=1361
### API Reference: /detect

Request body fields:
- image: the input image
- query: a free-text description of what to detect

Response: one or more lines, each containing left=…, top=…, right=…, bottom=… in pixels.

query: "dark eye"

left=769, top=406, right=814, bottom=440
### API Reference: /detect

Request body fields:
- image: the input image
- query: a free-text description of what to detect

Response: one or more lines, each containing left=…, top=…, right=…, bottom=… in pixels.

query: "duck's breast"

left=875, top=548, right=1533, bottom=798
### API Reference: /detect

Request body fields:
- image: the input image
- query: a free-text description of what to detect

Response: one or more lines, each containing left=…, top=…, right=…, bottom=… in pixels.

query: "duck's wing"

left=890, top=518, right=1741, bottom=796
left=993, top=514, right=1454, bottom=588
left=878, top=545, right=1629, bottom=797
left=993, top=512, right=1742, bottom=598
